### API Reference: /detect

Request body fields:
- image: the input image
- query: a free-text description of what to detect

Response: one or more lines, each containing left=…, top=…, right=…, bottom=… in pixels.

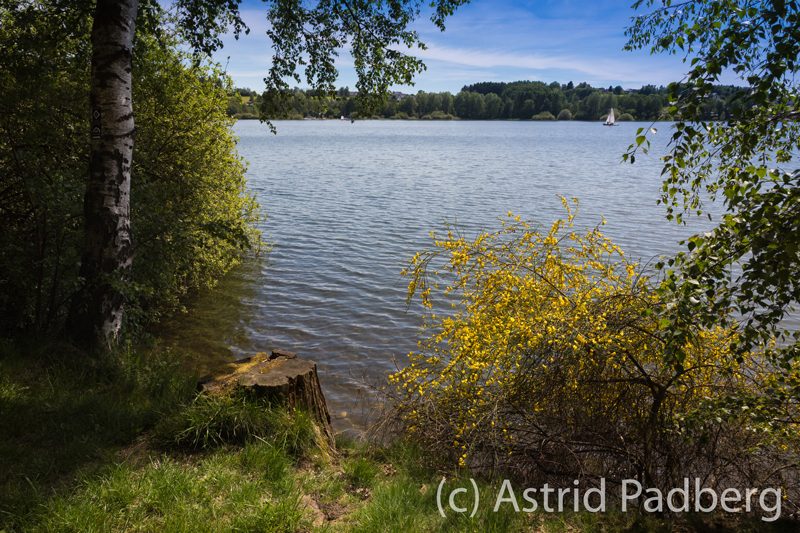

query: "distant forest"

left=228, top=80, right=747, bottom=121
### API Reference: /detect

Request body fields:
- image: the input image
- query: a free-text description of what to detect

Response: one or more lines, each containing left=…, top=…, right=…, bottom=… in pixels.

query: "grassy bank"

left=0, top=341, right=521, bottom=532
left=0, top=341, right=792, bottom=532
left=0, top=340, right=194, bottom=528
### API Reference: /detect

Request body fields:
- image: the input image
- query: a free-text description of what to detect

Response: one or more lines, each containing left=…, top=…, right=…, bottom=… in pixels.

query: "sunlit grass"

left=2, top=340, right=795, bottom=532
left=31, top=443, right=307, bottom=533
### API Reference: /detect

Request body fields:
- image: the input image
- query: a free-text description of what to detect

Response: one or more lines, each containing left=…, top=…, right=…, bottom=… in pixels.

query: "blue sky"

left=213, top=0, right=692, bottom=92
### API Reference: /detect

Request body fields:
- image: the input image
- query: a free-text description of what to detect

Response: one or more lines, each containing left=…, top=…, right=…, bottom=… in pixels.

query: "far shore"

left=233, top=116, right=676, bottom=122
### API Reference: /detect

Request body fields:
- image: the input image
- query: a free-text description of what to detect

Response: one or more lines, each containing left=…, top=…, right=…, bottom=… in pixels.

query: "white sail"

left=605, top=108, right=616, bottom=125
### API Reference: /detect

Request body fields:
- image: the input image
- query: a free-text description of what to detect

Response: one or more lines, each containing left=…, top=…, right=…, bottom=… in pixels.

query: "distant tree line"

left=228, top=88, right=261, bottom=119
left=231, top=80, right=747, bottom=121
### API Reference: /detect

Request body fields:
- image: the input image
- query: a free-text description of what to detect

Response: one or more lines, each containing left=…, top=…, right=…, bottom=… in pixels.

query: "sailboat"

left=603, top=108, right=616, bottom=126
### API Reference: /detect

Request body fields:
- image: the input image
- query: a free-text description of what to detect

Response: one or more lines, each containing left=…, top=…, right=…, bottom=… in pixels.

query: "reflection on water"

left=158, top=259, right=262, bottom=377
left=162, top=120, right=729, bottom=431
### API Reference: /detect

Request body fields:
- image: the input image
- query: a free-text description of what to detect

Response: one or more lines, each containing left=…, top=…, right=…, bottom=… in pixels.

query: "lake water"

left=163, top=120, right=714, bottom=430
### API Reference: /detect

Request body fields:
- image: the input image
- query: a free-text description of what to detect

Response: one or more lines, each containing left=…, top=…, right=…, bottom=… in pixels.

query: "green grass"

left=0, top=340, right=195, bottom=529
left=2, top=340, right=796, bottom=532
left=342, top=456, right=380, bottom=488
left=152, top=391, right=317, bottom=453
left=30, top=445, right=307, bottom=533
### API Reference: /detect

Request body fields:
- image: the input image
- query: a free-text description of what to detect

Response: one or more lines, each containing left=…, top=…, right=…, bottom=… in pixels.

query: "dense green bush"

left=129, top=35, right=260, bottom=328
left=0, top=2, right=90, bottom=335
left=557, top=108, right=573, bottom=120
left=531, top=110, right=556, bottom=120
left=420, top=110, right=456, bottom=120
left=394, top=209, right=800, bottom=503
left=618, top=112, right=634, bottom=121
left=0, top=2, right=260, bottom=336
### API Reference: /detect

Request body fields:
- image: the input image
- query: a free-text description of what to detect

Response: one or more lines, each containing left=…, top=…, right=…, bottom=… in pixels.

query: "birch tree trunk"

left=69, top=0, right=139, bottom=351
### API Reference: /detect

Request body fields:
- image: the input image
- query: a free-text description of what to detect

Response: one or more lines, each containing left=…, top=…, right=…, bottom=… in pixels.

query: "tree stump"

left=201, top=349, right=335, bottom=451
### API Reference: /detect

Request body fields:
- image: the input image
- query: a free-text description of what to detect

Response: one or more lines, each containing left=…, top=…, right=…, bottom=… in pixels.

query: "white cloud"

left=415, top=44, right=680, bottom=86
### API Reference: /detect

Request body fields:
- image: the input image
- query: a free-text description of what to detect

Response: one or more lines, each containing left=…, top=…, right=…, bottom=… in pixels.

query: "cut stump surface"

left=201, top=349, right=335, bottom=450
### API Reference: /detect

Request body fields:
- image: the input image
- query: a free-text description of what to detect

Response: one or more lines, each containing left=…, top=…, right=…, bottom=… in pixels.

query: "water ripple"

left=165, top=120, right=742, bottom=431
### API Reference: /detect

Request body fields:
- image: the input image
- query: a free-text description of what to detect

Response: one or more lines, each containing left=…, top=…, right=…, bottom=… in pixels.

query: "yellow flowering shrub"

left=391, top=200, right=799, bottom=491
